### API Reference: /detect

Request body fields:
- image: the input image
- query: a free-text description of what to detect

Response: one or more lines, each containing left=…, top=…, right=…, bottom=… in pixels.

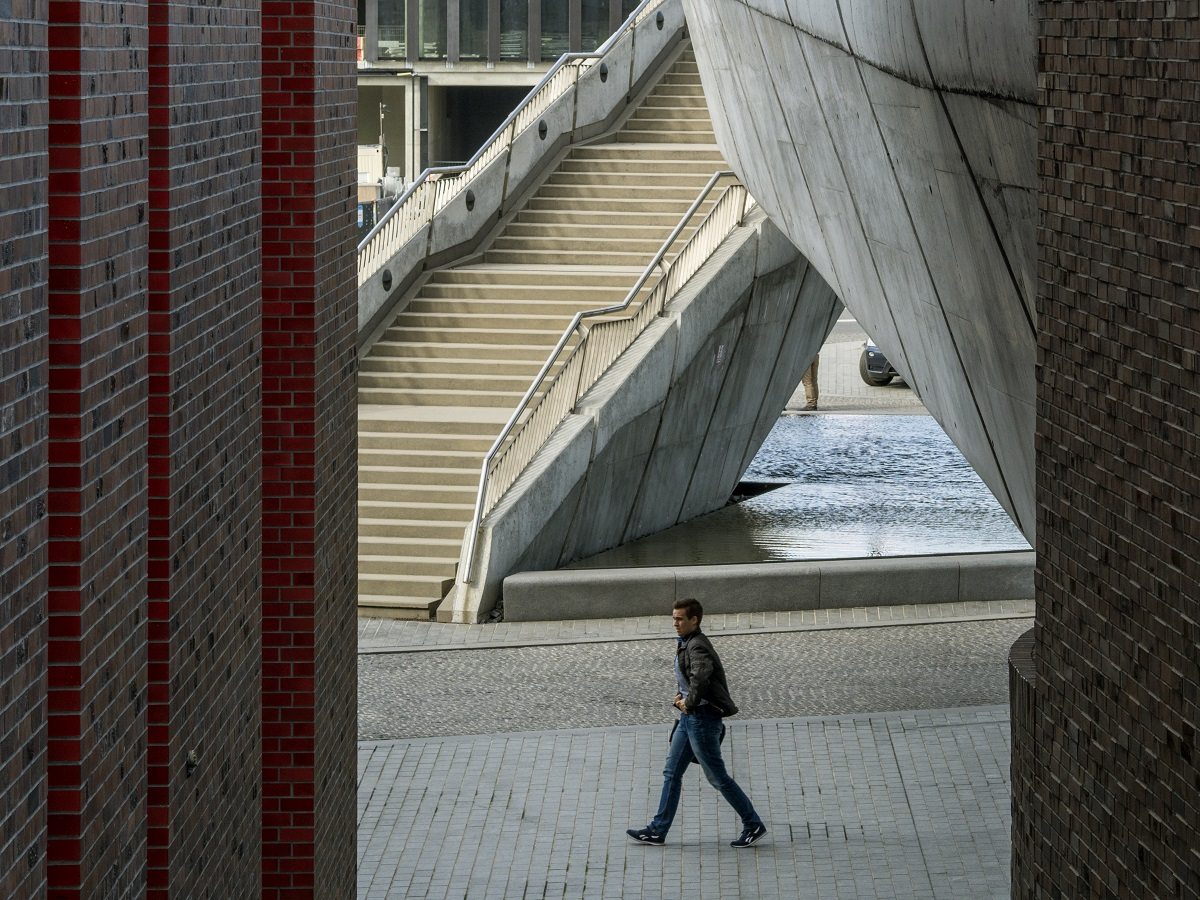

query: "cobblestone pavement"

left=358, top=599, right=1032, bottom=653
left=359, top=616, right=1031, bottom=740
left=358, top=707, right=1012, bottom=899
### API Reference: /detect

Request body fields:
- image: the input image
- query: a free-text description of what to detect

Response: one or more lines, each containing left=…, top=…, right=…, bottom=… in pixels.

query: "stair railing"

left=357, top=0, right=674, bottom=289
left=459, top=172, right=755, bottom=585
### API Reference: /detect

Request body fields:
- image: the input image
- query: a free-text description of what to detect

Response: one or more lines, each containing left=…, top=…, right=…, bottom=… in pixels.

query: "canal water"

left=570, top=414, right=1031, bottom=569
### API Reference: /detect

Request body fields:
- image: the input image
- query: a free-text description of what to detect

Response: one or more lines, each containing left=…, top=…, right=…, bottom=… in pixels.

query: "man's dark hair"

left=673, top=597, right=703, bottom=625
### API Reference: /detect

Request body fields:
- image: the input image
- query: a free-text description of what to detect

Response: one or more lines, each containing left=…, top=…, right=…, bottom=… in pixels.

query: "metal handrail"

left=459, top=172, right=753, bottom=584
left=357, top=0, right=669, bottom=284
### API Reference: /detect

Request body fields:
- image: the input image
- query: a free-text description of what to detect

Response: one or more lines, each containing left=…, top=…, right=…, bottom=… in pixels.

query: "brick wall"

left=144, top=0, right=264, bottom=893
left=0, top=1, right=50, bottom=895
left=1017, top=4, right=1200, bottom=897
left=259, top=0, right=359, bottom=893
left=45, top=0, right=151, bottom=892
left=0, top=1, right=357, bottom=894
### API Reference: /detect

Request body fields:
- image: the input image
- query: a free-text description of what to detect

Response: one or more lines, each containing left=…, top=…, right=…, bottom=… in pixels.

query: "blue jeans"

left=649, top=708, right=763, bottom=835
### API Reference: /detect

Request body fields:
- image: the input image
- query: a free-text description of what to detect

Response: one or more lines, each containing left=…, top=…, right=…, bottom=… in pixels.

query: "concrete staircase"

left=358, top=46, right=725, bottom=618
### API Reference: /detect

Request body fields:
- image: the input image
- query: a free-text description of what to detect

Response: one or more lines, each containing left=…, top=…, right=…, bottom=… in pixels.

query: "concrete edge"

left=501, top=550, right=1035, bottom=621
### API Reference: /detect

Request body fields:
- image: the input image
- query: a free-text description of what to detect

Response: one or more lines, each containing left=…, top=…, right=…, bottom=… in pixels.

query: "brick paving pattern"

left=358, top=603, right=1027, bottom=898
left=358, top=708, right=1011, bottom=899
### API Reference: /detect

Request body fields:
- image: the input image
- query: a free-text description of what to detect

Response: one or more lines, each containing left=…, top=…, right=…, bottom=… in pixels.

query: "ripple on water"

left=570, top=415, right=1030, bottom=568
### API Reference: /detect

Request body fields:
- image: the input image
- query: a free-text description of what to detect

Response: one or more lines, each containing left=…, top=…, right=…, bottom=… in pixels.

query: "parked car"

left=859, top=340, right=900, bottom=386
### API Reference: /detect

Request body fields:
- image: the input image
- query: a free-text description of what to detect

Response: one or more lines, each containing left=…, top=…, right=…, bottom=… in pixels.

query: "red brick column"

left=0, top=2, right=50, bottom=895
left=144, top=0, right=265, bottom=894
left=45, top=0, right=151, bottom=893
left=259, top=2, right=359, bottom=895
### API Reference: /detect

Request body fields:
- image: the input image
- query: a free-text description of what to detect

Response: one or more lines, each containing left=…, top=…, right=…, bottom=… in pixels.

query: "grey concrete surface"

left=445, top=208, right=843, bottom=622
left=683, top=0, right=1037, bottom=540
left=501, top=551, right=1034, bottom=621
left=357, top=604, right=1025, bottom=898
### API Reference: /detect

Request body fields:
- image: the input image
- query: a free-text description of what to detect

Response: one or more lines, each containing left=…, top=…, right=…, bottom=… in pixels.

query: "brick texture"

left=144, top=0, right=264, bottom=893
left=259, top=0, right=359, bottom=894
left=45, top=0, right=151, bottom=892
left=1015, top=4, right=1200, bottom=898
left=0, top=1, right=50, bottom=895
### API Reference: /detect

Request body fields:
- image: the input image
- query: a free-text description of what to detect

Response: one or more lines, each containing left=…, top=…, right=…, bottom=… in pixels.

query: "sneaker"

left=731, top=824, right=767, bottom=847
left=626, top=827, right=665, bottom=845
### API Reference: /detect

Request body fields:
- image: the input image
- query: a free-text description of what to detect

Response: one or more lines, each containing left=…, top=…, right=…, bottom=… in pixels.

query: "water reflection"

left=569, top=415, right=1030, bottom=568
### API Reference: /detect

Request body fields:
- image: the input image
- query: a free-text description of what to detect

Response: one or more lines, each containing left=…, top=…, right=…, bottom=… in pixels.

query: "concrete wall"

left=440, top=208, right=842, bottom=621
left=503, top=551, right=1034, bottom=621
left=681, top=0, right=1037, bottom=541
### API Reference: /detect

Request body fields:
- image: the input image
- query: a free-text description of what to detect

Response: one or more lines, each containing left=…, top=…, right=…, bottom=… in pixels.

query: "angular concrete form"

left=442, top=207, right=842, bottom=621
left=681, top=0, right=1037, bottom=539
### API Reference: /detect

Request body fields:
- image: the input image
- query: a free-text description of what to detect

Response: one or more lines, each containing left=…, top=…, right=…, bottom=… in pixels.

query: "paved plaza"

left=357, top=602, right=1029, bottom=898
left=357, top=319, right=1022, bottom=897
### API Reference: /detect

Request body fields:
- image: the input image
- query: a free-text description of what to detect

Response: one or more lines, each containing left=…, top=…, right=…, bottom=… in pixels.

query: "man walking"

left=627, top=598, right=767, bottom=848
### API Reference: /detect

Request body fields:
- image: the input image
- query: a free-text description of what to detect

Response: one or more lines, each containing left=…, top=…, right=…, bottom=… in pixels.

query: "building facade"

left=357, top=0, right=641, bottom=186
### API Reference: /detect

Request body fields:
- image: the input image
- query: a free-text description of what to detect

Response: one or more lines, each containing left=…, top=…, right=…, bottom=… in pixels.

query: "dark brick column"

left=259, top=2, right=359, bottom=895
left=144, top=0, right=265, bottom=894
left=1018, top=4, right=1200, bottom=896
left=44, top=0, right=151, bottom=893
left=0, top=2, right=50, bottom=895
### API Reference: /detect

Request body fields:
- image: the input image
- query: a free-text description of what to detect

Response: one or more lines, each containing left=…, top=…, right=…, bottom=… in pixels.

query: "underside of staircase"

left=358, top=45, right=725, bottom=618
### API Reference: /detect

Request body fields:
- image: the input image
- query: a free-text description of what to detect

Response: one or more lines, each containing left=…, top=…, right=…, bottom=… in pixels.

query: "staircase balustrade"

left=460, top=172, right=754, bottom=585
left=357, top=0, right=676, bottom=292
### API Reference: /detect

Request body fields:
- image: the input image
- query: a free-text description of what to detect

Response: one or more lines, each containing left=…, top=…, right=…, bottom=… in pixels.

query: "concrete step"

left=628, top=110, right=714, bottom=128
left=359, top=482, right=478, bottom=505
left=359, top=446, right=486, bottom=467
left=361, top=354, right=550, bottom=376
left=380, top=326, right=568, bottom=344
left=359, top=370, right=538, bottom=393
left=358, top=555, right=458, bottom=579
left=640, top=94, right=709, bottom=109
left=570, top=144, right=724, bottom=162
left=515, top=209, right=699, bottom=227
left=615, top=130, right=717, bottom=144
left=359, top=572, right=455, bottom=600
left=357, top=498, right=475, bottom=521
left=358, top=386, right=530, bottom=407
left=523, top=195, right=702, bottom=213
left=483, top=248, right=661, bottom=266
left=545, top=170, right=714, bottom=188
left=359, top=535, right=462, bottom=557
left=489, top=235, right=668, bottom=255
left=535, top=183, right=709, bottom=201
left=502, top=222, right=691, bottom=242
left=427, top=266, right=638, bottom=287
left=558, top=156, right=717, bottom=175
left=359, top=517, right=467, bottom=539
left=357, top=595, right=442, bottom=620
left=401, top=296, right=634, bottom=318
left=359, top=463, right=481, bottom=486
left=390, top=311, right=586, bottom=331
left=358, top=430, right=496, bottom=452
left=418, top=281, right=632, bottom=301
left=368, top=340, right=559, bottom=361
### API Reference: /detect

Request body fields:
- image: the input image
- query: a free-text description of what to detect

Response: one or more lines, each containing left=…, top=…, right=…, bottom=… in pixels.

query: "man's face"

left=672, top=609, right=699, bottom=637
